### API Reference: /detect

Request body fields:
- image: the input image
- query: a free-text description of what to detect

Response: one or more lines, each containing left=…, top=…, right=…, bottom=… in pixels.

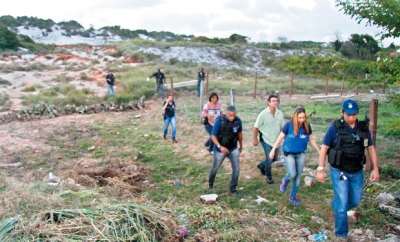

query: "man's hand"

left=220, top=146, right=229, bottom=155
left=253, top=139, right=259, bottom=146
left=369, top=169, right=380, bottom=182
left=317, top=170, right=325, bottom=183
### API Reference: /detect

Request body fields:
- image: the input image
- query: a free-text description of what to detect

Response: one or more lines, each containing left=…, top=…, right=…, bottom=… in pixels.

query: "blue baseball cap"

left=342, top=99, right=359, bottom=115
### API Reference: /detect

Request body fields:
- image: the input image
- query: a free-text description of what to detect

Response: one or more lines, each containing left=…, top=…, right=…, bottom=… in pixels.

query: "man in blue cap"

left=317, top=99, right=379, bottom=240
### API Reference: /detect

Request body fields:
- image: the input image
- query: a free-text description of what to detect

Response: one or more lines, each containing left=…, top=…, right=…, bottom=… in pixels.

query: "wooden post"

left=340, top=77, right=344, bottom=96
left=199, top=81, right=204, bottom=124
left=325, top=74, right=329, bottom=96
left=356, top=74, right=360, bottom=95
left=205, top=71, right=209, bottom=95
left=289, top=72, right=293, bottom=98
left=365, top=98, right=378, bottom=171
left=170, top=77, right=174, bottom=96
left=253, top=72, right=258, bottom=99
left=383, top=79, right=386, bottom=94
left=230, top=88, right=235, bottom=106
left=276, top=91, right=280, bottom=109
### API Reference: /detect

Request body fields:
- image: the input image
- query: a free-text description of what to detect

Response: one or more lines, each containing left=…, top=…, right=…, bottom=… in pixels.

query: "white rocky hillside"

left=11, top=25, right=332, bottom=75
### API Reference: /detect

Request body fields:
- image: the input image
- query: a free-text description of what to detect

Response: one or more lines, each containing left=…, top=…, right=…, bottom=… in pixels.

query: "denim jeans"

left=258, top=141, right=279, bottom=178
left=330, top=167, right=364, bottom=237
left=197, top=78, right=204, bottom=96
left=154, top=83, right=165, bottom=99
left=106, top=84, right=115, bottom=96
left=204, top=123, right=213, bottom=151
left=163, top=116, right=176, bottom=139
left=208, top=148, right=240, bottom=192
left=283, top=152, right=306, bottom=197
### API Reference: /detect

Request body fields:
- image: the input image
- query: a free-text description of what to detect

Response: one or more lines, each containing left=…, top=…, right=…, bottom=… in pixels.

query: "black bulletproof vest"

left=328, top=119, right=368, bottom=173
left=218, top=115, right=239, bottom=150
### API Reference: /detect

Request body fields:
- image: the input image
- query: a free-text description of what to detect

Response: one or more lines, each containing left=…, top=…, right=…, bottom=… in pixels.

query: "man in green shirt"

left=253, top=94, right=284, bottom=184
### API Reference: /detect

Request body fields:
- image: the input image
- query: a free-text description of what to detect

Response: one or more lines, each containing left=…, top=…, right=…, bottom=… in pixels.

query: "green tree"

left=335, top=0, right=400, bottom=39
left=229, top=34, right=248, bottom=44
left=348, top=34, right=380, bottom=59
left=0, top=15, right=19, bottom=29
left=0, top=24, right=20, bottom=50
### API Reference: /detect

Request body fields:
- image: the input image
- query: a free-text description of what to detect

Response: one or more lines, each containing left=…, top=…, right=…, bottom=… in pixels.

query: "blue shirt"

left=322, top=120, right=373, bottom=147
left=212, top=116, right=242, bottom=152
left=281, top=121, right=312, bottom=153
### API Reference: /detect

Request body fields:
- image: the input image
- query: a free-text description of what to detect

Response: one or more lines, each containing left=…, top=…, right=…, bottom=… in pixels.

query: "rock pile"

left=0, top=96, right=146, bottom=125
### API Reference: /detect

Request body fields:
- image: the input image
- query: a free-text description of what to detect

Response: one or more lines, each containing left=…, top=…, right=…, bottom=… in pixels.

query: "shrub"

left=0, top=24, right=19, bottom=50
left=21, top=86, right=36, bottom=92
left=0, top=77, right=11, bottom=85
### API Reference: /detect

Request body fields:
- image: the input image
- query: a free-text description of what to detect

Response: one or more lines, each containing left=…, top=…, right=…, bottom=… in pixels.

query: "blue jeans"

left=330, top=167, right=364, bottom=237
left=283, top=152, right=306, bottom=197
left=163, top=116, right=176, bottom=139
left=204, top=123, right=213, bottom=151
left=154, top=83, right=165, bottom=99
left=258, top=141, right=279, bottom=178
left=107, top=84, right=115, bottom=96
left=208, top=148, right=240, bottom=192
left=197, top=79, right=204, bottom=96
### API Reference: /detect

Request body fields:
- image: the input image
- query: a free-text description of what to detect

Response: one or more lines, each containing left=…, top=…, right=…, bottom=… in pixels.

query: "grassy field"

left=1, top=80, right=400, bottom=240
left=1, top=39, right=400, bottom=240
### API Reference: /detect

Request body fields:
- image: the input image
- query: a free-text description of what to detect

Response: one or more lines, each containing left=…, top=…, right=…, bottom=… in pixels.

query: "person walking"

left=269, top=107, right=320, bottom=205
left=201, top=92, right=223, bottom=155
left=208, top=105, right=243, bottom=197
left=105, top=69, right=116, bottom=96
left=253, top=94, right=284, bottom=184
left=162, top=94, right=178, bottom=143
left=197, top=67, right=206, bottom=97
left=149, top=69, right=165, bottom=100
left=317, top=99, right=379, bottom=240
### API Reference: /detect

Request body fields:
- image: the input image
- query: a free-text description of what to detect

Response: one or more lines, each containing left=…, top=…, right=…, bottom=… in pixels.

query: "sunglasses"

left=295, top=107, right=305, bottom=113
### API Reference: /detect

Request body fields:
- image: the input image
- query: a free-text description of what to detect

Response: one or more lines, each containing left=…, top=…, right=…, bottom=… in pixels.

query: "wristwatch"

left=217, top=144, right=221, bottom=148
left=317, top=166, right=324, bottom=171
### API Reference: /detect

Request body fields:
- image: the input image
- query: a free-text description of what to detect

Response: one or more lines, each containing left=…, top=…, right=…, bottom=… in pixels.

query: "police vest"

left=327, top=118, right=368, bottom=173
left=218, top=114, right=239, bottom=150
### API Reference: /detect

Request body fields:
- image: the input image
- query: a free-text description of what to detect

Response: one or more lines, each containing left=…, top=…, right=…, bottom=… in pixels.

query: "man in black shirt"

left=197, top=67, right=205, bottom=97
left=149, top=69, right=166, bottom=100
left=106, top=69, right=116, bottom=96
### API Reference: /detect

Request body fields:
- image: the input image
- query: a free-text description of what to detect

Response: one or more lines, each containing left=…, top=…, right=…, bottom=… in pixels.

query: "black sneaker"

left=257, top=164, right=265, bottom=176
left=266, top=177, right=274, bottom=184
left=208, top=185, right=214, bottom=191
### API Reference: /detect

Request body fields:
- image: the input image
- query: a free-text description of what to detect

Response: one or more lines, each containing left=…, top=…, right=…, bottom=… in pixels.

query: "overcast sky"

left=1, top=0, right=398, bottom=46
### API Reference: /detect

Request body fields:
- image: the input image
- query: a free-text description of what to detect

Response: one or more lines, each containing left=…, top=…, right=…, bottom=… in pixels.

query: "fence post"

left=253, top=72, right=257, bottom=99
left=340, top=77, right=344, bottom=96
left=365, top=98, right=378, bottom=171
left=230, top=88, right=235, bottom=106
left=205, top=71, right=209, bottom=95
left=276, top=91, right=280, bottom=109
left=289, top=72, right=293, bottom=98
left=199, top=81, right=204, bottom=124
left=383, top=79, right=386, bottom=94
left=356, top=74, right=360, bottom=95
left=170, top=77, right=174, bottom=96
left=325, top=74, right=329, bottom=96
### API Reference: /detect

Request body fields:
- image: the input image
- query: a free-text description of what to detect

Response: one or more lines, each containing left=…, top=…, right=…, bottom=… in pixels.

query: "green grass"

left=1, top=39, right=400, bottom=240
left=0, top=93, right=399, bottom=240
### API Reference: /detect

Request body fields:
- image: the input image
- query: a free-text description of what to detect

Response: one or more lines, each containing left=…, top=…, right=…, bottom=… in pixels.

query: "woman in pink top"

left=201, top=92, right=223, bottom=154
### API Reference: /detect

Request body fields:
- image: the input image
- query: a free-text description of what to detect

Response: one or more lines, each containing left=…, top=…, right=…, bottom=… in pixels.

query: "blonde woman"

left=269, top=107, right=320, bottom=205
